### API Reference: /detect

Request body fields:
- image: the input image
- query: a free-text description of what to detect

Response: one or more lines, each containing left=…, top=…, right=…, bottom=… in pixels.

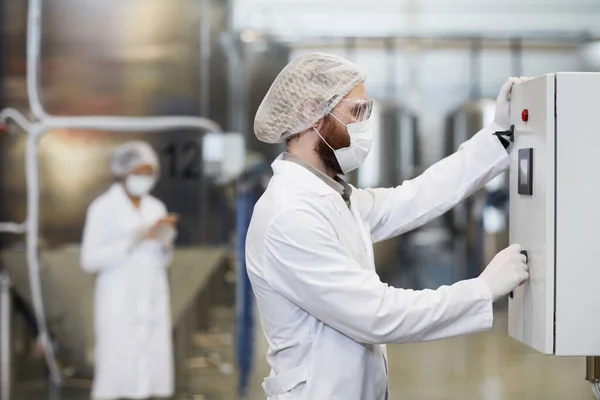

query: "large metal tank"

left=443, top=99, right=509, bottom=279
left=0, top=0, right=236, bottom=380
left=1, top=0, right=236, bottom=246
left=356, top=101, right=421, bottom=187
left=355, top=100, right=421, bottom=275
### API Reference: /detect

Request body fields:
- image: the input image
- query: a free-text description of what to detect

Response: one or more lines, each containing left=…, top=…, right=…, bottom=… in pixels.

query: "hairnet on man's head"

left=110, top=141, right=159, bottom=178
left=254, top=53, right=366, bottom=144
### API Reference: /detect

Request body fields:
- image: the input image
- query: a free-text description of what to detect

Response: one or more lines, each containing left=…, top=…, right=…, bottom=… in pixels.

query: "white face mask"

left=314, top=115, right=375, bottom=174
left=125, top=174, right=156, bottom=197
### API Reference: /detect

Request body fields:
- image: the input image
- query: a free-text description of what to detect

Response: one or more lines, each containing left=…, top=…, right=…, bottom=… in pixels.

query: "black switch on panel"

left=509, top=250, right=529, bottom=299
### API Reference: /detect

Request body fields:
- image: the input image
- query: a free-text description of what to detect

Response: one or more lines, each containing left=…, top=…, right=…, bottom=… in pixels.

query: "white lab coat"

left=246, top=126, right=510, bottom=400
left=81, top=183, right=174, bottom=400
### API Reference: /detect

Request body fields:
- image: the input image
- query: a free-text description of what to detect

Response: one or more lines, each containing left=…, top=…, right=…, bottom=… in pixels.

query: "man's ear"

left=302, top=99, right=322, bottom=124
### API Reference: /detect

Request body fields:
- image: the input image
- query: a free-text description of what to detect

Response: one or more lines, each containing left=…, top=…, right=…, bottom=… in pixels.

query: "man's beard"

left=314, top=114, right=350, bottom=175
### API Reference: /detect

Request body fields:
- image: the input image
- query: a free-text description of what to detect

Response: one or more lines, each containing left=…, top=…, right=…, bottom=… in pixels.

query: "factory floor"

left=251, top=307, right=592, bottom=400
left=12, top=305, right=593, bottom=400
left=9, top=234, right=595, bottom=400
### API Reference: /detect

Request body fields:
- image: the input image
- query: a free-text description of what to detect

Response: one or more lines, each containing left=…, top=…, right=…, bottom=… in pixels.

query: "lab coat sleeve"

left=262, top=207, right=494, bottom=345
left=354, top=126, right=510, bottom=243
left=80, top=202, right=140, bottom=274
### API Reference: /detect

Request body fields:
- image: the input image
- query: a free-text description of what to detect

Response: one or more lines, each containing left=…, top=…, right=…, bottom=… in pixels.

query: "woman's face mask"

left=125, top=174, right=157, bottom=197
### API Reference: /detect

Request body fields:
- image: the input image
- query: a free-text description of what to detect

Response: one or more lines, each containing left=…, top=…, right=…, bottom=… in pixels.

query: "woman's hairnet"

left=110, top=141, right=159, bottom=178
left=254, top=53, right=366, bottom=144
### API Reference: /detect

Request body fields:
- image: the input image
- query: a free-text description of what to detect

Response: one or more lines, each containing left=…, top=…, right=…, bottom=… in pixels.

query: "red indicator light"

left=522, top=109, right=529, bottom=122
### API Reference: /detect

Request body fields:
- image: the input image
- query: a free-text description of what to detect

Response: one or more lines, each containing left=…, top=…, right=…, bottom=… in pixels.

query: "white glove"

left=492, top=76, right=532, bottom=132
left=479, top=244, right=529, bottom=302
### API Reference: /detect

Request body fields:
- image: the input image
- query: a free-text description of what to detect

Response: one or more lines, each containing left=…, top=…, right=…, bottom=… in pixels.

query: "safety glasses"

left=335, top=99, right=374, bottom=123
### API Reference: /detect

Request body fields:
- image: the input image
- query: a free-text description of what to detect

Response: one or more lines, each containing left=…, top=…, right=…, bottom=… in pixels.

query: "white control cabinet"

left=508, top=72, right=600, bottom=356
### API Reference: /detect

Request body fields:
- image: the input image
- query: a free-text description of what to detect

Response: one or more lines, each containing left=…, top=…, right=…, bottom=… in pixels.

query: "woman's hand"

left=145, top=214, right=179, bottom=246
left=146, top=214, right=179, bottom=239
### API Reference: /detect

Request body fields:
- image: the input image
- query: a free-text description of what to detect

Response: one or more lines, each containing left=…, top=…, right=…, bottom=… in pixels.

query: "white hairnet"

left=110, top=141, right=159, bottom=178
left=254, top=52, right=366, bottom=144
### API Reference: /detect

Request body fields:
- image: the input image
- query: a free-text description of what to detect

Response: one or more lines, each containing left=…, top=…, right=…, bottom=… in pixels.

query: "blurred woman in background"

left=81, top=141, right=178, bottom=400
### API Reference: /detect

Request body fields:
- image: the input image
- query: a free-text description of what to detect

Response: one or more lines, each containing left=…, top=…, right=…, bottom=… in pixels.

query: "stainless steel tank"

left=443, top=99, right=509, bottom=279
left=356, top=100, right=421, bottom=275
left=356, top=101, right=399, bottom=189
left=1, top=0, right=236, bottom=247
left=0, top=0, right=236, bottom=380
left=356, top=100, right=421, bottom=187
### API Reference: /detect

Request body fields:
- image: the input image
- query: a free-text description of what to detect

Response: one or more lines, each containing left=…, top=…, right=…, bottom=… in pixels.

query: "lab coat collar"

left=272, top=155, right=345, bottom=197
left=280, top=152, right=352, bottom=200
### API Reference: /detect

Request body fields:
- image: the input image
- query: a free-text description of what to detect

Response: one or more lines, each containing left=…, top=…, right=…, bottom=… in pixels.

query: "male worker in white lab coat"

left=81, top=141, right=178, bottom=400
left=245, top=52, right=530, bottom=400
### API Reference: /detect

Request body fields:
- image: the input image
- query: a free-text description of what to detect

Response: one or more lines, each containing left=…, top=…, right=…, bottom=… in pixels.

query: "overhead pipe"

left=282, top=31, right=594, bottom=46
left=0, top=223, right=27, bottom=234
left=26, top=0, right=47, bottom=121
left=0, top=108, right=221, bottom=135
left=287, top=31, right=590, bottom=55
left=0, top=108, right=31, bottom=133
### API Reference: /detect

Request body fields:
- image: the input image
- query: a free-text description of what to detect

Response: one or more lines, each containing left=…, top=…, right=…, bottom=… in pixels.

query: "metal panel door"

left=554, top=73, right=600, bottom=356
left=508, top=74, right=556, bottom=355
